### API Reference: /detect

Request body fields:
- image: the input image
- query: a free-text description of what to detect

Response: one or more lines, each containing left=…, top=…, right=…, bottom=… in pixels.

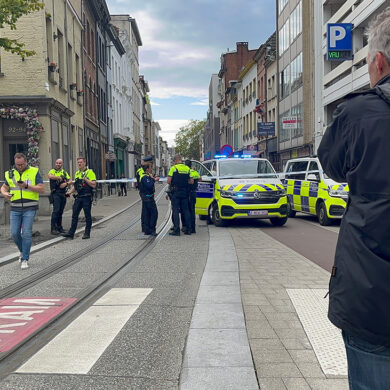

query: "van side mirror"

left=307, top=173, right=320, bottom=182
left=201, top=175, right=216, bottom=183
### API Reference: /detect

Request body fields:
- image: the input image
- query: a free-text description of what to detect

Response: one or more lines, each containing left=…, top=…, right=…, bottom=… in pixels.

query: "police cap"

left=184, top=159, right=192, bottom=168
left=142, top=155, right=153, bottom=162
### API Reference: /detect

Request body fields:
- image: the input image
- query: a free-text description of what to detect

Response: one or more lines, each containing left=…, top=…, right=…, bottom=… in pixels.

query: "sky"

left=106, top=0, right=276, bottom=145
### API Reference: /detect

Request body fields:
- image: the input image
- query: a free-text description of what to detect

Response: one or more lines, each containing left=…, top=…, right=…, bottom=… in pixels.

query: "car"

left=190, top=156, right=288, bottom=227
left=281, top=157, right=349, bottom=225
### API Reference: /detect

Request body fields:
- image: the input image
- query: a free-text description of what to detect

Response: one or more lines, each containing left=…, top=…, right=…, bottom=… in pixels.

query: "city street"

left=0, top=197, right=348, bottom=389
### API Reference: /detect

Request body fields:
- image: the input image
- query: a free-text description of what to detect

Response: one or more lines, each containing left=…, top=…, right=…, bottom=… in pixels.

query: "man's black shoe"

left=181, top=227, right=186, bottom=232
left=184, top=230, right=191, bottom=235
left=51, top=229, right=59, bottom=235
left=57, top=227, right=65, bottom=233
left=169, top=231, right=180, bottom=236
left=82, top=233, right=90, bottom=239
left=62, top=232, right=74, bottom=239
left=149, top=232, right=157, bottom=237
left=191, top=229, right=196, bottom=234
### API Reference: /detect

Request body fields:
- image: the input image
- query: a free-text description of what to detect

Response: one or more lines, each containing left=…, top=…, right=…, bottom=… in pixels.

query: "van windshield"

left=218, top=159, right=277, bottom=178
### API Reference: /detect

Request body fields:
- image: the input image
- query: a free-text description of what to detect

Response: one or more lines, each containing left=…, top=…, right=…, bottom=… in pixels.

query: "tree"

left=0, top=0, right=44, bottom=58
left=174, top=119, right=205, bottom=161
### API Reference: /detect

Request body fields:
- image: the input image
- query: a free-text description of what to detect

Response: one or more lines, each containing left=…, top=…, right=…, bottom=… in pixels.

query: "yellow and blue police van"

left=190, top=156, right=288, bottom=227
left=281, top=157, right=349, bottom=225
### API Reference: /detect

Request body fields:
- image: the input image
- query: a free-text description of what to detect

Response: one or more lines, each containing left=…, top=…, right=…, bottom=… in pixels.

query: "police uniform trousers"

left=171, top=191, right=190, bottom=234
left=188, top=192, right=197, bottom=232
left=51, top=191, right=66, bottom=231
left=69, top=195, right=92, bottom=235
left=140, top=192, right=148, bottom=233
left=141, top=194, right=158, bottom=234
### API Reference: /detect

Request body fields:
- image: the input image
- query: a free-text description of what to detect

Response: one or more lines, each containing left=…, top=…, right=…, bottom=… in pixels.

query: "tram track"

left=0, top=191, right=172, bottom=377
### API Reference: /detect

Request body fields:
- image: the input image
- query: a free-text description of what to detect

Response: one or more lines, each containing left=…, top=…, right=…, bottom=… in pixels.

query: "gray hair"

left=367, top=6, right=390, bottom=63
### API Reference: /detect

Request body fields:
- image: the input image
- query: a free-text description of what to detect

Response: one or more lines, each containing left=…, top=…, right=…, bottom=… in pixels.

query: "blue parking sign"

left=327, top=23, right=353, bottom=61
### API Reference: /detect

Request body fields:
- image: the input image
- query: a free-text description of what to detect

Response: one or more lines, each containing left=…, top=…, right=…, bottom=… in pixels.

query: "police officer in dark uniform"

left=185, top=160, right=200, bottom=234
left=167, top=154, right=192, bottom=236
left=139, top=164, right=159, bottom=236
left=62, top=157, right=96, bottom=239
left=136, top=156, right=154, bottom=233
left=48, top=158, right=71, bottom=234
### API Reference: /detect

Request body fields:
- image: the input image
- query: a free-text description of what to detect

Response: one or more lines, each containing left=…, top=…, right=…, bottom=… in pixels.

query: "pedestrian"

left=139, top=164, right=159, bottom=236
left=0, top=153, right=44, bottom=269
left=120, top=173, right=127, bottom=196
left=185, top=160, right=200, bottom=234
left=167, top=154, right=192, bottom=236
left=62, top=157, right=96, bottom=240
left=136, top=156, right=154, bottom=234
left=318, top=7, right=390, bottom=389
left=48, top=159, right=71, bottom=235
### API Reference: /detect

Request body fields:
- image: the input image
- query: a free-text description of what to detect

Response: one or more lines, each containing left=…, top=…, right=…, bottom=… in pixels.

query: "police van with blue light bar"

left=281, top=157, right=349, bottom=225
left=190, top=155, right=288, bottom=227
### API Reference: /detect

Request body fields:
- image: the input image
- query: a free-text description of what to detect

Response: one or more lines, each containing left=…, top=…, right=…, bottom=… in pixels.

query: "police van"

left=281, top=157, right=349, bottom=225
left=190, top=156, right=288, bottom=227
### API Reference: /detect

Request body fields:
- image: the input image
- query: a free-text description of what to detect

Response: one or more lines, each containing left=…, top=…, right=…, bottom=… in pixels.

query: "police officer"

left=139, top=164, right=159, bottom=236
left=167, top=154, right=192, bottom=236
left=62, top=157, right=96, bottom=239
left=185, top=160, right=200, bottom=234
left=0, top=153, right=44, bottom=269
left=136, top=156, right=154, bottom=234
left=48, top=159, right=71, bottom=235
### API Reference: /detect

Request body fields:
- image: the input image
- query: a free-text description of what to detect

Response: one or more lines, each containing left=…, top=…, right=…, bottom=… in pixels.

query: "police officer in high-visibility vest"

left=139, top=164, right=159, bottom=236
left=185, top=160, right=200, bottom=234
left=62, top=157, right=96, bottom=239
left=136, top=155, right=154, bottom=234
left=167, top=154, right=192, bottom=236
left=0, top=153, right=44, bottom=269
left=48, top=158, right=71, bottom=235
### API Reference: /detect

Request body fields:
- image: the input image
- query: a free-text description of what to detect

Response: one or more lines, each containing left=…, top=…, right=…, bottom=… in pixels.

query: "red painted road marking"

left=0, top=297, right=77, bottom=352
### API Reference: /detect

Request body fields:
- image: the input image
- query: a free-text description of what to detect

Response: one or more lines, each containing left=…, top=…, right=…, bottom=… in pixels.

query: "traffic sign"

left=327, top=23, right=353, bottom=61
left=220, top=144, right=233, bottom=156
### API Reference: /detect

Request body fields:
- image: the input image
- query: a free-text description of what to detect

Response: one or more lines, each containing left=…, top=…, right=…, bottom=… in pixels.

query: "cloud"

left=148, top=81, right=207, bottom=100
left=155, top=119, right=192, bottom=146
left=150, top=100, right=160, bottom=106
left=191, top=98, right=209, bottom=106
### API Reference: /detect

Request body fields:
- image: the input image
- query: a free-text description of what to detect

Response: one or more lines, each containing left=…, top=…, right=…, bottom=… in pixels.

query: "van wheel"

left=212, top=205, right=226, bottom=227
left=286, top=200, right=296, bottom=217
left=270, top=217, right=288, bottom=226
left=317, top=202, right=331, bottom=226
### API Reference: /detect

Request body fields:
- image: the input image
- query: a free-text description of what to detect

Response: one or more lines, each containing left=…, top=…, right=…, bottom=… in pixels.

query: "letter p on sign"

left=329, top=26, right=346, bottom=48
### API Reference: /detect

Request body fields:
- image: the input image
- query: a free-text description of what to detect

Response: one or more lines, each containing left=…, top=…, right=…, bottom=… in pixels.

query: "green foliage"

left=174, top=119, right=205, bottom=161
left=0, top=0, right=44, bottom=58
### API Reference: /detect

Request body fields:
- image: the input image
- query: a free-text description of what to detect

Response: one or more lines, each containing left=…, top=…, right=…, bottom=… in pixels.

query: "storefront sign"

left=258, top=122, right=275, bottom=137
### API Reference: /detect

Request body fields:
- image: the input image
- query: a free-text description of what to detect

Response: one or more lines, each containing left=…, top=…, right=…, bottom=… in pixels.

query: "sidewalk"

left=0, top=187, right=143, bottom=260
left=231, top=227, right=348, bottom=390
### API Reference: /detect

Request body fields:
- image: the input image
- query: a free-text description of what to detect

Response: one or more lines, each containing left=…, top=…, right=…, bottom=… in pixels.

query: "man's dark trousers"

left=189, top=192, right=197, bottom=232
left=171, top=192, right=190, bottom=233
left=141, top=195, right=158, bottom=234
left=140, top=194, right=148, bottom=233
left=69, top=195, right=92, bottom=235
left=51, top=192, right=66, bottom=231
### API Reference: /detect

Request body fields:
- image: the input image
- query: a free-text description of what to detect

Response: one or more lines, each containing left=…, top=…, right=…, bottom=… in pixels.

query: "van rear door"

left=190, top=160, right=214, bottom=216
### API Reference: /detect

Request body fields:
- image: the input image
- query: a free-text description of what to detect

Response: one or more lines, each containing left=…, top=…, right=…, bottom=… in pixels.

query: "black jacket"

left=318, top=74, right=390, bottom=346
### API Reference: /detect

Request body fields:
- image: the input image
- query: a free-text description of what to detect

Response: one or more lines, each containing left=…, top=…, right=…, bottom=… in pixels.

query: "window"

left=51, top=120, right=60, bottom=166
left=57, top=30, right=65, bottom=89
left=278, top=0, right=288, bottom=14
left=279, top=64, right=290, bottom=100
left=290, top=1, right=302, bottom=43
left=278, top=19, right=290, bottom=56
left=291, top=103, right=303, bottom=138
left=285, top=161, right=308, bottom=180
left=279, top=110, right=290, bottom=142
left=291, top=53, right=303, bottom=92
left=62, top=124, right=69, bottom=171
left=78, top=128, right=84, bottom=155
left=308, top=161, right=320, bottom=181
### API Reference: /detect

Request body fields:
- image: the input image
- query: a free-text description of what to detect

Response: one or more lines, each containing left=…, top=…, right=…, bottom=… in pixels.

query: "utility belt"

left=170, top=185, right=188, bottom=193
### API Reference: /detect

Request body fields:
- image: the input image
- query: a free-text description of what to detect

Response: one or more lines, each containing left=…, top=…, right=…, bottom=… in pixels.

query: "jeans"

left=10, top=209, right=37, bottom=261
left=342, top=330, right=390, bottom=389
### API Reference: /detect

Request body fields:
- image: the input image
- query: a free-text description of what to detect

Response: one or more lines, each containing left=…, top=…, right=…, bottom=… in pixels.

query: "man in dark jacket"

left=139, top=164, right=158, bottom=236
left=318, top=7, right=390, bottom=389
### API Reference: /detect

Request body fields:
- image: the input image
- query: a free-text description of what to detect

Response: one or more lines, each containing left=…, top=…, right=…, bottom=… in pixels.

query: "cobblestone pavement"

left=230, top=226, right=349, bottom=390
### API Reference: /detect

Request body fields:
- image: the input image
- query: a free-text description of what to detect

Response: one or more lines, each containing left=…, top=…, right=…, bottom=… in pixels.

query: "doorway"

left=4, top=140, right=28, bottom=169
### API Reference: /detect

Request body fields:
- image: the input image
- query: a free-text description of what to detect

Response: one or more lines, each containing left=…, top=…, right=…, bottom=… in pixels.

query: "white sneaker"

left=21, top=261, right=29, bottom=270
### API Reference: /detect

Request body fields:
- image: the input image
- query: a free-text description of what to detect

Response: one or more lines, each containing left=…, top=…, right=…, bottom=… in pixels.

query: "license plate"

left=248, top=210, right=268, bottom=216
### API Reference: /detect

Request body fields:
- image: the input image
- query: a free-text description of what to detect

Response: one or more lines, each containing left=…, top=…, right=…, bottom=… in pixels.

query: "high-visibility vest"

left=5, top=166, right=39, bottom=205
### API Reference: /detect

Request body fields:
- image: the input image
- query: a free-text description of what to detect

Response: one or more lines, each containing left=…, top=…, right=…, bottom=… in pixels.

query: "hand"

left=154, top=176, right=160, bottom=181
left=165, top=195, right=169, bottom=200
left=16, top=181, right=25, bottom=189
left=4, top=192, right=13, bottom=201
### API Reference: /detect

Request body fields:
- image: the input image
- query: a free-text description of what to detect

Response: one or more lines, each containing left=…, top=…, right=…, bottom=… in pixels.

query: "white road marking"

left=287, top=289, right=347, bottom=377
left=16, top=288, right=152, bottom=374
